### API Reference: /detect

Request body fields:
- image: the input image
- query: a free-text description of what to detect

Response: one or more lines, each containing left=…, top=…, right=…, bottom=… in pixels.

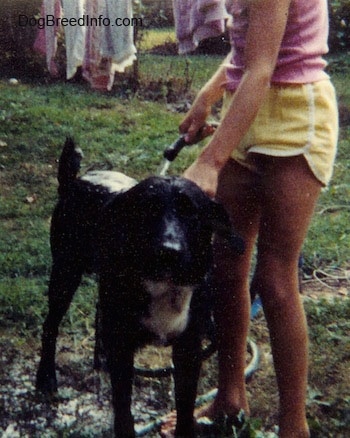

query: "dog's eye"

left=146, top=197, right=164, bottom=218
left=175, top=194, right=197, bottom=218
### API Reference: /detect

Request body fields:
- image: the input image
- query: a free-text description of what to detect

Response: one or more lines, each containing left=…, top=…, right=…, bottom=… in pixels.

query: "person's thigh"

left=254, top=154, right=322, bottom=266
left=214, top=159, right=261, bottom=284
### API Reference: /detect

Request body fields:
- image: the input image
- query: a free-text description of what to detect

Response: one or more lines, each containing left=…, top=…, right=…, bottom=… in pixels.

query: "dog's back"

left=51, top=138, right=136, bottom=272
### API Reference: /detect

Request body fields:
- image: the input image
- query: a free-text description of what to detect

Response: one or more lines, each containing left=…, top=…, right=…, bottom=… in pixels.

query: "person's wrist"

left=195, top=88, right=214, bottom=112
left=199, top=144, right=227, bottom=171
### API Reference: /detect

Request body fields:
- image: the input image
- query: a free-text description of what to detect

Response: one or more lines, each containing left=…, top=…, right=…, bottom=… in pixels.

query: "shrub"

left=329, top=0, right=350, bottom=52
left=0, top=0, right=44, bottom=76
left=141, top=0, right=174, bottom=28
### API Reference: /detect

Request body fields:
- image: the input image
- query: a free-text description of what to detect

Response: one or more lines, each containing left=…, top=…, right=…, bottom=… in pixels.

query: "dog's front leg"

left=100, top=296, right=136, bottom=437
left=108, top=343, right=135, bottom=437
left=172, top=330, right=202, bottom=437
left=93, top=299, right=108, bottom=371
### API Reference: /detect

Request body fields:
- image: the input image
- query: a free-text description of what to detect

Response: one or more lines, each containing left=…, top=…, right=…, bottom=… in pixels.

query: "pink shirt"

left=226, top=0, right=330, bottom=90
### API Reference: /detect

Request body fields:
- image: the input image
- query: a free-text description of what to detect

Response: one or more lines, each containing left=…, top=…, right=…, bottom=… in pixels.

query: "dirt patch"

left=247, top=276, right=350, bottom=437
left=0, top=278, right=349, bottom=437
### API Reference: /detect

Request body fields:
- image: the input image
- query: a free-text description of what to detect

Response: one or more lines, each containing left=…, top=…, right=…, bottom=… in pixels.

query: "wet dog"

left=36, top=138, right=244, bottom=437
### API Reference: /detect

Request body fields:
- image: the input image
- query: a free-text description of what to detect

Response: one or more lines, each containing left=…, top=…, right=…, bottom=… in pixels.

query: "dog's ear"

left=177, top=177, right=245, bottom=255
left=206, top=200, right=245, bottom=255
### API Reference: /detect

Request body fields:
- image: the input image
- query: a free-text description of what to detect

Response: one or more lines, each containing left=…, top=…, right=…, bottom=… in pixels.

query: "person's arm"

left=180, top=53, right=231, bottom=143
left=183, top=0, right=291, bottom=197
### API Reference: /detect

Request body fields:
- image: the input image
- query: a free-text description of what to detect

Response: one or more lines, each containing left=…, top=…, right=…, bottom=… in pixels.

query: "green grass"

left=303, top=128, right=350, bottom=269
left=305, top=297, right=350, bottom=436
left=138, top=28, right=177, bottom=51
left=137, top=52, right=222, bottom=92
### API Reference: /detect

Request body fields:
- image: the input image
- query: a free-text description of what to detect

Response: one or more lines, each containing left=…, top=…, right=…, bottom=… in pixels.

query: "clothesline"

left=34, top=0, right=229, bottom=91
left=34, top=0, right=137, bottom=91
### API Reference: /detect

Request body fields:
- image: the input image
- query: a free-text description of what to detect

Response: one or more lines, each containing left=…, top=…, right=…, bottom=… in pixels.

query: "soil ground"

left=0, top=278, right=349, bottom=437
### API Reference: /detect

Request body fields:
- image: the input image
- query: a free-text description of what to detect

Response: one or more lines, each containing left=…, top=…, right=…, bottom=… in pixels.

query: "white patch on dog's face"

left=142, top=280, right=194, bottom=344
left=162, top=217, right=183, bottom=252
left=81, top=171, right=137, bottom=193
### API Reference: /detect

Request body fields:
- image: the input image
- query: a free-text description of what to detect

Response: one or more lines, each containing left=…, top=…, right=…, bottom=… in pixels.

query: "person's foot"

left=160, top=411, right=176, bottom=438
left=195, top=393, right=249, bottom=420
left=278, top=409, right=310, bottom=438
left=278, top=420, right=310, bottom=438
left=160, top=402, right=249, bottom=437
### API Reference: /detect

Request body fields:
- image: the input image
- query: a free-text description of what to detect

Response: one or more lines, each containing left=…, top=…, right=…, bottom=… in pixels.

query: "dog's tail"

left=58, top=137, right=84, bottom=191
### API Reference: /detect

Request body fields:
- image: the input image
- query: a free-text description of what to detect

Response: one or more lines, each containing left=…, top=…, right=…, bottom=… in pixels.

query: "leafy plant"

left=329, top=0, right=350, bottom=51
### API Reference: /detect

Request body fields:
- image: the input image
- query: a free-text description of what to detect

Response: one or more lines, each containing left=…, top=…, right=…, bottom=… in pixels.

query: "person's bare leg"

left=197, top=159, right=261, bottom=420
left=252, top=155, right=321, bottom=437
left=209, top=242, right=252, bottom=418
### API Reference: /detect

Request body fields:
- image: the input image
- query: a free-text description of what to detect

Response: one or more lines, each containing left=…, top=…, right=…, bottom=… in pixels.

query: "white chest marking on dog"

left=142, top=280, right=194, bottom=344
left=81, top=171, right=137, bottom=193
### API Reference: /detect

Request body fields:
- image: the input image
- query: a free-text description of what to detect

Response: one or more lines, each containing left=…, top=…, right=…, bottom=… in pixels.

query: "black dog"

left=36, top=138, right=244, bottom=437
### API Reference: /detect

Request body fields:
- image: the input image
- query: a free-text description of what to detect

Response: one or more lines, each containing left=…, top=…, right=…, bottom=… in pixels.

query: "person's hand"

left=179, top=95, right=211, bottom=144
left=183, top=155, right=220, bottom=199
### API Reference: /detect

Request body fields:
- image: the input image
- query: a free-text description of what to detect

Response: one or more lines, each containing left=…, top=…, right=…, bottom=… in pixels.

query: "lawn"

left=0, top=34, right=349, bottom=436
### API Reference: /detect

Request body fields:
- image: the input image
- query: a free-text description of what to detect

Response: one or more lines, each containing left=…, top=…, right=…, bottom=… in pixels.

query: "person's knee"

left=252, top=257, right=300, bottom=312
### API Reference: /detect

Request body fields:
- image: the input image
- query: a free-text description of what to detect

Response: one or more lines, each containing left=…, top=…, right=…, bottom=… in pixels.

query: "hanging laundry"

left=103, top=0, right=137, bottom=71
left=33, top=0, right=62, bottom=77
left=62, top=0, right=86, bottom=80
left=172, top=0, right=229, bottom=54
left=34, top=0, right=137, bottom=91
left=82, top=0, right=113, bottom=90
left=82, top=0, right=137, bottom=91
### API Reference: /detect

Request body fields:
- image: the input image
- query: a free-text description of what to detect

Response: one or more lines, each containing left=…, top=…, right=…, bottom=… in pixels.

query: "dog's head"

left=98, top=175, right=244, bottom=285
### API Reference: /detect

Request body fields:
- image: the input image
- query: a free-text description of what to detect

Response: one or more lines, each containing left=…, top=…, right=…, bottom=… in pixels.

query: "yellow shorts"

left=223, top=79, right=338, bottom=186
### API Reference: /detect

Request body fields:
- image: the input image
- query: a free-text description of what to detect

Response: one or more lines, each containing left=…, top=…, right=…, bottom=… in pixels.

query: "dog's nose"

left=156, top=244, right=189, bottom=279
left=159, top=239, right=186, bottom=263
left=162, top=238, right=182, bottom=252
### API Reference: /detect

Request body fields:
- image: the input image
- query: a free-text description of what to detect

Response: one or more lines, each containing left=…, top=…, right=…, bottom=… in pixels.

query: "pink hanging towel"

left=33, top=0, right=62, bottom=77
left=173, top=0, right=229, bottom=54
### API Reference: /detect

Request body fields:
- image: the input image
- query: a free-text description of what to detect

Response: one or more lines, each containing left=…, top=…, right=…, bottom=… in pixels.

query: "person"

left=165, top=0, right=338, bottom=437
